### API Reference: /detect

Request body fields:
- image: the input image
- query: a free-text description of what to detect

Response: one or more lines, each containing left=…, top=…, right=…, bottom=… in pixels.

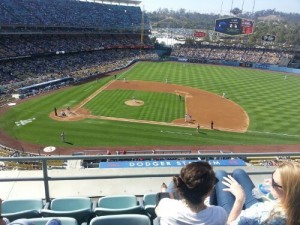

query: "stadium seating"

left=2, top=199, right=44, bottom=221
left=89, top=214, right=151, bottom=225
left=170, top=44, right=294, bottom=65
left=24, top=217, right=78, bottom=225
left=40, top=197, right=92, bottom=225
left=93, top=195, right=144, bottom=216
left=142, top=193, right=157, bottom=219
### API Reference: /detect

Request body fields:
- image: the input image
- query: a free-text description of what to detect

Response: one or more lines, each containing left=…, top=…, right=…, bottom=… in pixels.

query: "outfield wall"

left=254, top=64, right=300, bottom=74
left=216, top=60, right=300, bottom=74
left=171, top=57, right=300, bottom=75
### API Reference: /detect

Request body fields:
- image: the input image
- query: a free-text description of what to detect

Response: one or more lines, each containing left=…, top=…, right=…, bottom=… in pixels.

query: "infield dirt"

left=50, top=80, right=249, bottom=132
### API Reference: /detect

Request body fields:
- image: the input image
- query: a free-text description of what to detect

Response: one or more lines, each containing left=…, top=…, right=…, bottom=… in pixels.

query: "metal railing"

left=0, top=152, right=299, bottom=201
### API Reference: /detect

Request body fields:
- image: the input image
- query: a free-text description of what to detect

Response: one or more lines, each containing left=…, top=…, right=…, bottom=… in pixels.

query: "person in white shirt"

left=155, top=161, right=227, bottom=225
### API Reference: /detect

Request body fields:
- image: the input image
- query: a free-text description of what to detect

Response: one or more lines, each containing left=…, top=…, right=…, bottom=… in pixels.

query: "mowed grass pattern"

left=85, top=90, right=185, bottom=122
left=0, top=62, right=299, bottom=148
left=123, top=62, right=300, bottom=135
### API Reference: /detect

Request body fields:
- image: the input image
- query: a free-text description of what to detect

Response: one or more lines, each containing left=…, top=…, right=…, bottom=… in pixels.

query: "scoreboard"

left=215, top=17, right=254, bottom=36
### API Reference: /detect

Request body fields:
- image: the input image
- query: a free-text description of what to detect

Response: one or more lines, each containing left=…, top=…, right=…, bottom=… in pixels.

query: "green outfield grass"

left=0, top=61, right=299, bottom=148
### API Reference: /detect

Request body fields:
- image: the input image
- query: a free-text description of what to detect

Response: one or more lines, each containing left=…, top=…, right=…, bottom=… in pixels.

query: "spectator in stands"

left=213, top=161, right=300, bottom=225
left=155, top=161, right=227, bottom=225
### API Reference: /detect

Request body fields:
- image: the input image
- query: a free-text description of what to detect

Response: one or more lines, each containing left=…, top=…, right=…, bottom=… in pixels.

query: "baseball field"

left=0, top=61, right=299, bottom=154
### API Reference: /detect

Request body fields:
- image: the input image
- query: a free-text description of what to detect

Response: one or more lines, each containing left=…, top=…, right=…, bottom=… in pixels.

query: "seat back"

left=143, top=193, right=158, bottom=219
left=2, top=199, right=43, bottom=213
left=28, top=217, right=78, bottom=225
left=143, top=193, right=157, bottom=207
left=97, top=195, right=138, bottom=209
left=51, top=197, right=91, bottom=211
left=90, top=214, right=151, bottom=225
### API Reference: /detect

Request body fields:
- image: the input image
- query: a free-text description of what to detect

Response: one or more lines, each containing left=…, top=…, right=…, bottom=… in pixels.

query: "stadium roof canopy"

left=82, top=0, right=142, bottom=6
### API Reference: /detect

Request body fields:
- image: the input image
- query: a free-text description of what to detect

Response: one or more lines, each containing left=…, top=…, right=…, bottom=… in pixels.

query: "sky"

left=141, top=0, right=300, bottom=14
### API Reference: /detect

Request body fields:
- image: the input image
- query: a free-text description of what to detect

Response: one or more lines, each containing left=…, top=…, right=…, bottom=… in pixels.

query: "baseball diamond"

left=0, top=62, right=300, bottom=155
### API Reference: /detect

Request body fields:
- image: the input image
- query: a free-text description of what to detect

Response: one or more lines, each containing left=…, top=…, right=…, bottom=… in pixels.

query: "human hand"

left=222, top=175, right=245, bottom=202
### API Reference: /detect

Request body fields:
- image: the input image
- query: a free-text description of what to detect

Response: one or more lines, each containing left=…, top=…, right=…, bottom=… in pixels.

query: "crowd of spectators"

left=171, top=44, right=295, bottom=65
left=0, top=32, right=157, bottom=97
left=0, top=48, right=158, bottom=96
left=0, top=35, right=152, bottom=59
left=0, top=144, right=41, bottom=170
left=0, top=0, right=150, bottom=31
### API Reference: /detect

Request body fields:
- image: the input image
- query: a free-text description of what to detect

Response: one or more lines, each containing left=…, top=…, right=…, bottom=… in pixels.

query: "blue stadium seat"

left=12, top=217, right=78, bottom=225
left=142, top=193, right=157, bottom=219
left=93, top=195, right=144, bottom=216
left=89, top=214, right=151, bottom=225
left=40, top=197, right=92, bottom=225
left=2, top=199, right=44, bottom=221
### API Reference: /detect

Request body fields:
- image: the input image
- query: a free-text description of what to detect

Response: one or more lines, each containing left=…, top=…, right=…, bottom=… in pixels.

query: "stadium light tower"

left=140, top=4, right=145, bottom=47
left=252, top=0, right=256, bottom=15
left=230, top=0, right=234, bottom=14
left=241, top=0, right=244, bottom=13
left=219, top=1, right=223, bottom=15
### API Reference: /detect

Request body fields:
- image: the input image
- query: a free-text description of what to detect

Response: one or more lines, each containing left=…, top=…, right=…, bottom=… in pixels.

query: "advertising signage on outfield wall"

left=215, top=17, right=254, bottom=36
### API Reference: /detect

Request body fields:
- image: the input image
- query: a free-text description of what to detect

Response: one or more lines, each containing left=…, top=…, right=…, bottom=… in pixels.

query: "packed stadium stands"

left=0, top=0, right=155, bottom=99
left=0, top=0, right=149, bottom=32
left=1, top=49, right=158, bottom=97
left=171, top=44, right=295, bottom=65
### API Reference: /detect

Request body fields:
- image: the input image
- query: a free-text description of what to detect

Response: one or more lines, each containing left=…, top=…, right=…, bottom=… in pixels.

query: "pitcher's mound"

left=125, top=100, right=144, bottom=106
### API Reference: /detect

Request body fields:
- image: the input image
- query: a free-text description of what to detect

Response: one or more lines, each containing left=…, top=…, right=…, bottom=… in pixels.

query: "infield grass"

left=0, top=61, right=299, bottom=148
left=85, top=90, right=185, bottom=122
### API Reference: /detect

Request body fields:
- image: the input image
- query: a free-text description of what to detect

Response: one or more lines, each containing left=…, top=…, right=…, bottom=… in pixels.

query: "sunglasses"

left=271, top=172, right=283, bottom=189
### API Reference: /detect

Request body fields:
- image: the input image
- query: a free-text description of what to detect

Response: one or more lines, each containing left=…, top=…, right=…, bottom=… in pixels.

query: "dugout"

left=18, top=77, right=74, bottom=97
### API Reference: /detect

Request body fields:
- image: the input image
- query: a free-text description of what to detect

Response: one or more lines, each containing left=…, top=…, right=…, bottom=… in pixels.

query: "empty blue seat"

left=93, top=195, right=144, bottom=216
left=142, top=193, right=157, bottom=219
left=2, top=199, right=43, bottom=221
left=90, top=214, right=151, bottom=225
left=40, top=197, right=92, bottom=225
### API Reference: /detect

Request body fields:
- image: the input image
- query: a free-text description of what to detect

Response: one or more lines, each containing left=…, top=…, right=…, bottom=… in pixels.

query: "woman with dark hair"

left=155, top=161, right=227, bottom=225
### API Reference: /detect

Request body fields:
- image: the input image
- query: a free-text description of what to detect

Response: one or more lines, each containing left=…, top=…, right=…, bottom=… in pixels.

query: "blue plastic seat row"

left=2, top=194, right=160, bottom=224
left=10, top=215, right=151, bottom=225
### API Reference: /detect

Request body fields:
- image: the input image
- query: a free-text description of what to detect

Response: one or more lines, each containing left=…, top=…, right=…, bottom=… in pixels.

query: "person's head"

left=271, top=161, right=300, bottom=225
left=173, top=161, right=216, bottom=206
